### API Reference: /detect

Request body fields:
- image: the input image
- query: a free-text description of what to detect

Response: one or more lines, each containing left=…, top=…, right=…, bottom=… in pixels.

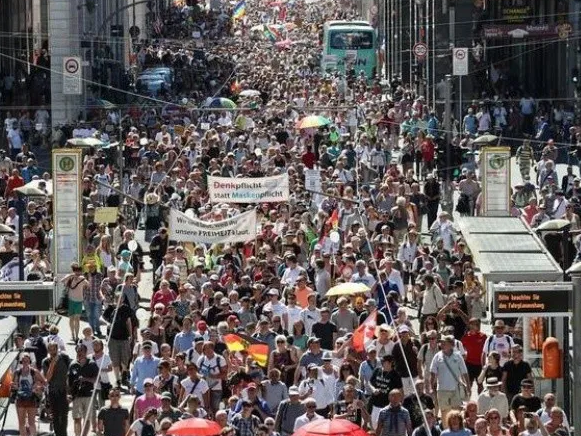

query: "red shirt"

left=5, top=175, right=24, bottom=197
left=302, top=151, right=316, bottom=169
left=150, top=289, right=177, bottom=312
left=421, top=139, right=435, bottom=162
left=461, top=330, right=488, bottom=366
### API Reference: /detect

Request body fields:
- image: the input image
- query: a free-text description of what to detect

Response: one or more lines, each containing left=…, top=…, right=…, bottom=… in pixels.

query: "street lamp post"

left=566, top=261, right=581, bottom=435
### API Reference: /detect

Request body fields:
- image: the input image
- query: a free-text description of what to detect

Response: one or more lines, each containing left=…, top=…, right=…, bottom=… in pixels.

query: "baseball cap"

left=161, top=392, right=172, bottom=400
left=307, top=337, right=320, bottom=346
left=142, top=340, right=153, bottom=349
left=288, top=386, right=299, bottom=395
left=144, top=378, right=154, bottom=386
left=398, top=325, right=411, bottom=334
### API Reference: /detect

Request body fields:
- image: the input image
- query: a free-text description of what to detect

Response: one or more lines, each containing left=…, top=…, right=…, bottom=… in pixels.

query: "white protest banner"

left=208, top=175, right=289, bottom=203
left=169, top=209, right=257, bottom=243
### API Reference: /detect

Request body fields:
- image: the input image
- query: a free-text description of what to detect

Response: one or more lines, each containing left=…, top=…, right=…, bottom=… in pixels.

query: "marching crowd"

left=2, top=0, right=579, bottom=435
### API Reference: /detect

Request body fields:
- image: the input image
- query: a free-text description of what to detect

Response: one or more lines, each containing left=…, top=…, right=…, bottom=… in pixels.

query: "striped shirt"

left=516, top=145, right=534, bottom=165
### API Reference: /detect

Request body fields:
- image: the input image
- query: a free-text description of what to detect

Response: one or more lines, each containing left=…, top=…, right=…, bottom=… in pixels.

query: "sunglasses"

left=307, top=405, right=317, bottom=409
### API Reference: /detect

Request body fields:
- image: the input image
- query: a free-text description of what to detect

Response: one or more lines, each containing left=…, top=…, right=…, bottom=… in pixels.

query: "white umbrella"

left=473, top=134, right=498, bottom=145
left=240, top=89, right=261, bottom=97
left=67, top=137, right=106, bottom=147
left=24, top=179, right=53, bottom=196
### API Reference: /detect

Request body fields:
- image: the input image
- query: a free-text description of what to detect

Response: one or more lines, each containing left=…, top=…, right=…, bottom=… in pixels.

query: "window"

left=329, top=31, right=373, bottom=50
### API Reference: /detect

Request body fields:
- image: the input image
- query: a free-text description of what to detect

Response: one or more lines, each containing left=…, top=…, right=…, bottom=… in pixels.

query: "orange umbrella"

left=292, top=419, right=369, bottom=436
left=168, top=418, right=222, bottom=436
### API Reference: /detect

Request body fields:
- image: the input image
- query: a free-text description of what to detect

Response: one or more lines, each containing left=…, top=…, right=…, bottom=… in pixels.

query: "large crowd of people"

left=2, top=0, right=579, bottom=436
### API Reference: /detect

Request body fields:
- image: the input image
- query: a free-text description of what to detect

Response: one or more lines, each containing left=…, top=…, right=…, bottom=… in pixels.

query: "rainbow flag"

left=326, top=208, right=339, bottom=230
left=223, top=332, right=269, bottom=367
left=267, top=24, right=283, bottom=40
left=230, top=80, right=242, bottom=94
left=232, top=0, right=246, bottom=20
left=263, top=26, right=277, bottom=42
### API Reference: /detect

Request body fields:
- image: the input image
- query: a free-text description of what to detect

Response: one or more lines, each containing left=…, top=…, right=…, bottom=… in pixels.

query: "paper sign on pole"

left=94, top=207, right=119, bottom=223
left=453, top=48, right=468, bottom=76
left=304, top=169, right=322, bottom=206
left=169, top=209, right=257, bottom=244
left=63, top=56, right=82, bottom=95
left=208, top=175, right=289, bottom=203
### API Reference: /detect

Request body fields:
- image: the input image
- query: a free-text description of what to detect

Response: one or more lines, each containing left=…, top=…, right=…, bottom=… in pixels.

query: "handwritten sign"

left=94, top=207, right=119, bottom=223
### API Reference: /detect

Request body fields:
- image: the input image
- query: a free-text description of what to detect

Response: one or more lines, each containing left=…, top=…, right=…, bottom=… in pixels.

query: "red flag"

left=352, top=310, right=377, bottom=352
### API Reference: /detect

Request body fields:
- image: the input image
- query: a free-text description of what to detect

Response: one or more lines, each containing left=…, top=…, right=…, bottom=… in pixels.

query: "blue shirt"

left=21, top=166, right=40, bottom=183
left=463, top=115, right=477, bottom=135
left=441, top=429, right=471, bottom=436
left=173, top=330, right=196, bottom=354
left=233, top=397, right=271, bottom=416
left=378, top=405, right=411, bottom=436
left=427, top=117, right=439, bottom=137
left=130, top=355, right=161, bottom=393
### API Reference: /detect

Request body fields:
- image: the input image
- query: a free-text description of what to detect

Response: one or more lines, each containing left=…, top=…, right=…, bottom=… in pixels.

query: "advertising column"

left=52, top=149, right=83, bottom=278
left=481, top=146, right=511, bottom=216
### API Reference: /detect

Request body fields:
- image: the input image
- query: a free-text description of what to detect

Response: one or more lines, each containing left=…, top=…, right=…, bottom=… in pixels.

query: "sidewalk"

left=3, top=231, right=154, bottom=436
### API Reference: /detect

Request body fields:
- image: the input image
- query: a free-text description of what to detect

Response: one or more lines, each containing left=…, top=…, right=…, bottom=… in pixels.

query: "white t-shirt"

left=263, top=301, right=288, bottom=320
left=482, top=334, right=515, bottom=366
left=300, top=307, right=321, bottom=336
left=196, top=354, right=226, bottom=391
left=93, top=353, right=112, bottom=386
left=180, top=377, right=209, bottom=407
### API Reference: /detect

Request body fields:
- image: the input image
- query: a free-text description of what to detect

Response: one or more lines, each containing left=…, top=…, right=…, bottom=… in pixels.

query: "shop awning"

left=457, top=217, right=563, bottom=282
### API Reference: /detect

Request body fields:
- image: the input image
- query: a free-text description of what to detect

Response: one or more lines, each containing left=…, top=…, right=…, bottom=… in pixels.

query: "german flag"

left=223, top=332, right=269, bottom=367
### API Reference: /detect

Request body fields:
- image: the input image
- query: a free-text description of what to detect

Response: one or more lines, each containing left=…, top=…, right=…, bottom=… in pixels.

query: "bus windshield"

left=329, top=30, right=374, bottom=50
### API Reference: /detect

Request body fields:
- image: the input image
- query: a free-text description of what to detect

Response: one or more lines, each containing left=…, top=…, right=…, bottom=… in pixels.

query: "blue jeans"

left=84, top=300, right=102, bottom=334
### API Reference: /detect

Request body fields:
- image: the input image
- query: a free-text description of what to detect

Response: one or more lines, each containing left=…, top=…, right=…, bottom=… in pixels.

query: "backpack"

left=486, top=334, right=512, bottom=354
left=139, top=420, right=156, bottom=436
left=30, top=336, right=47, bottom=369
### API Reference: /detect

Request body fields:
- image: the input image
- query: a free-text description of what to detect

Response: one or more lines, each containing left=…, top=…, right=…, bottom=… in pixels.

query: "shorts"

left=437, top=389, right=463, bottom=411
left=109, top=338, right=130, bottom=367
left=466, top=363, right=482, bottom=383
left=72, top=396, right=94, bottom=419
left=16, top=397, right=39, bottom=409
left=68, top=300, right=83, bottom=316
